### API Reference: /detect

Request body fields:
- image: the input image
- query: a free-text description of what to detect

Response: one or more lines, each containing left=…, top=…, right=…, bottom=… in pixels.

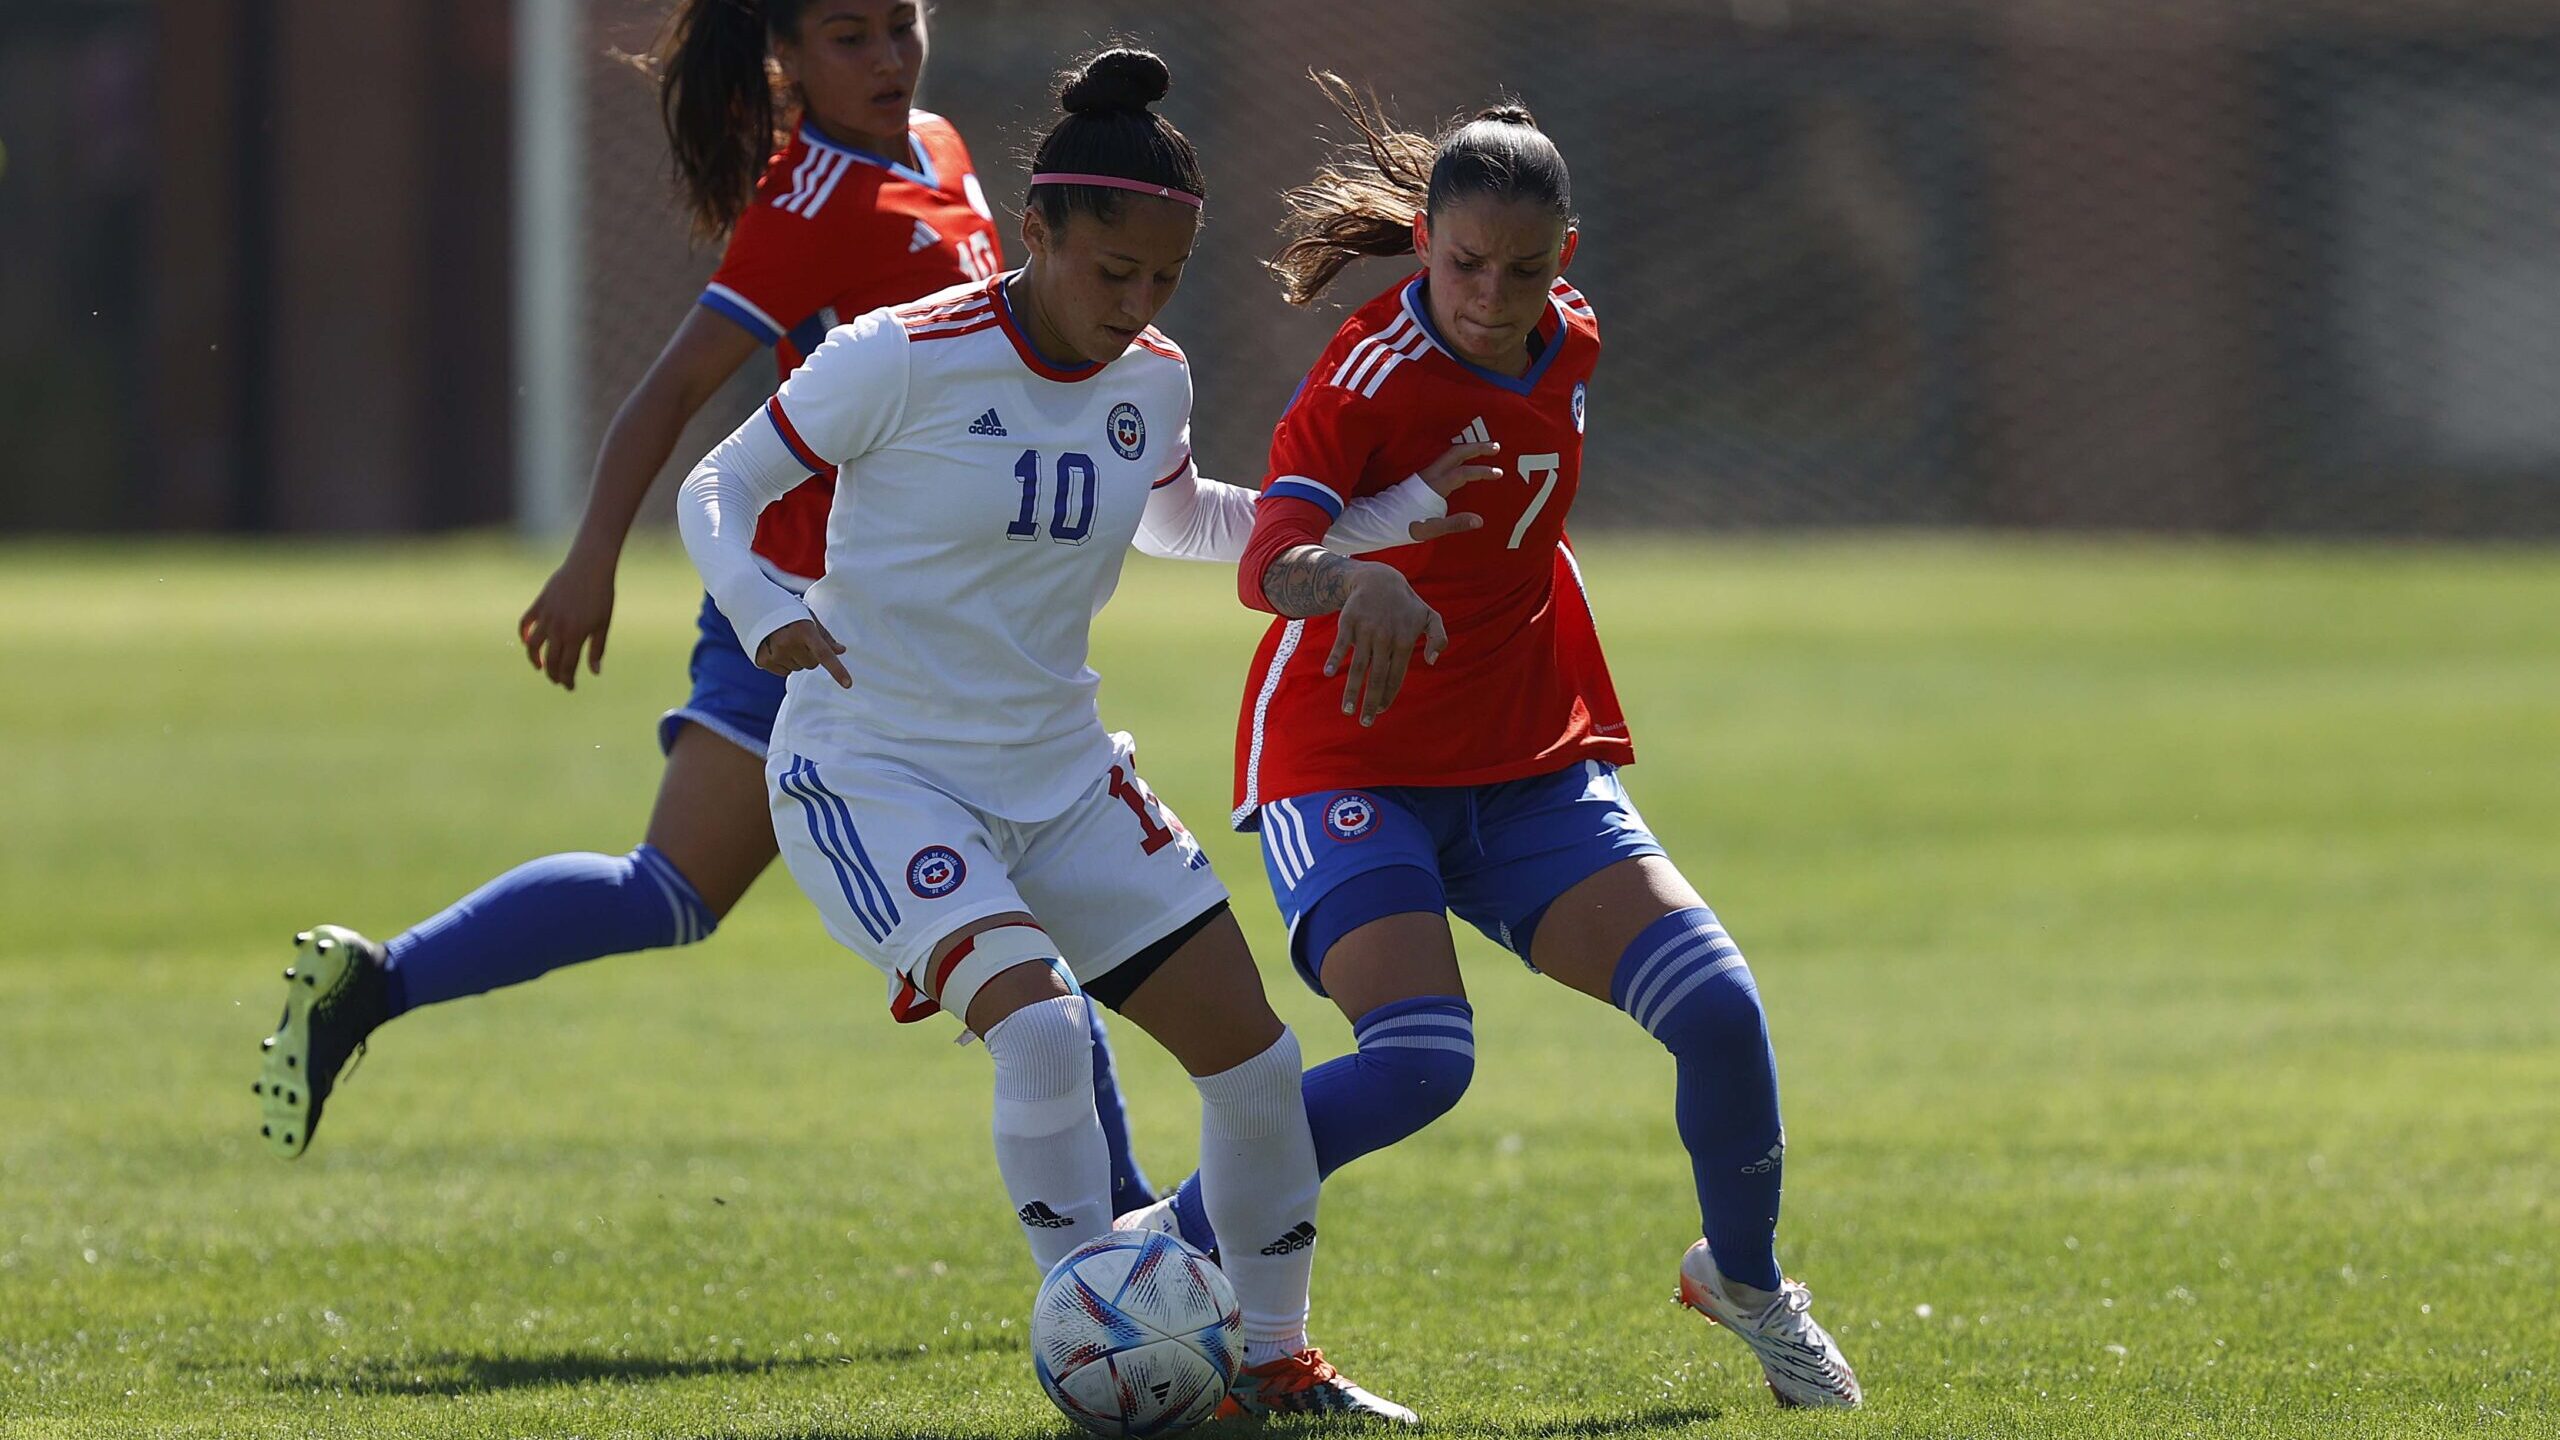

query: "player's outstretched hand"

left=1407, top=439, right=1503, bottom=542
left=518, top=554, right=617, bottom=692
left=1328, top=561, right=1445, bottom=727
left=756, top=617, right=853, bottom=689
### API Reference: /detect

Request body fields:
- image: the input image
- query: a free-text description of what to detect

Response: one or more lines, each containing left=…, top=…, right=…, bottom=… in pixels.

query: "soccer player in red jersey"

left=252, top=2, right=1153, bottom=1204
left=1122, top=77, right=1863, bottom=1409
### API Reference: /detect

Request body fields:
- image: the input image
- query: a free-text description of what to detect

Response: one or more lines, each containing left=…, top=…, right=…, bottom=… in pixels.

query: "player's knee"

left=628, top=844, right=718, bottom=945
left=1352, top=995, right=1476, bottom=1134
left=1612, top=908, right=1767, bottom=1058
left=987, top=992, right=1097, bottom=1136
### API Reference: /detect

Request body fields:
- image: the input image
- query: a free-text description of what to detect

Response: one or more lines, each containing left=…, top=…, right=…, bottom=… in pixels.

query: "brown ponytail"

left=1267, top=72, right=1438, bottom=307
left=655, top=0, right=813, bottom=241
left=1269, top=73, right=1573, bottom=307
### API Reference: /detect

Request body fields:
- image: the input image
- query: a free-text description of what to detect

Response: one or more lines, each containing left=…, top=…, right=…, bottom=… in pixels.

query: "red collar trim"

left=989, top=274, right=1103, bottom=383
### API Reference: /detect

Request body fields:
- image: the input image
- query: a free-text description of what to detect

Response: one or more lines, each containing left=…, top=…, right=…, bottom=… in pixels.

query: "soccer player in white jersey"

left=676, top=47, right=1493, bottom=1424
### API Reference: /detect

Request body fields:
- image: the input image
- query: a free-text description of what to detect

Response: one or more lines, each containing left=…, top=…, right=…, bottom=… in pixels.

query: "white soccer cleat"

left=1111, top=1193, right=1182, bottom=1237
left=1676, top=1238, right=1863, bottom=1408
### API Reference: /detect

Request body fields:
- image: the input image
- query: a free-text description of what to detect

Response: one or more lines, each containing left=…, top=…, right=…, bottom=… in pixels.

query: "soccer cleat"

left=1218, top=1349, right=1417, bottom=1425
left=255, top=925, right=394, bottom=1159
left=1110, top=1193, right=1224, bottom=1267
left=1676, top=1238, right=1862, bottom=1408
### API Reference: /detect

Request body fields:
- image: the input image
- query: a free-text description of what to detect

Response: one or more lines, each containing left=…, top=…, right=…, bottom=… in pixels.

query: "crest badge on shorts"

left=1572, top=382, right=1587, bottom=435
left=907, top=845, right=967, bottom=898
left=1324, top=793, right=1380, bottom=841
left=1107, top=402, right=1146, bottom=461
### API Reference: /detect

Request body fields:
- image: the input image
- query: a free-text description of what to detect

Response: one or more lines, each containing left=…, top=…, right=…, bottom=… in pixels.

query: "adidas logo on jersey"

left=909, top=219, right=941, bottom=253
left=1258, top=1220, right=1318, bottom=1256
left=968, top=408, right=1008, bottom=437
left=1017, top=1201, right=1075, bottom=1229
left=1452, top=416, right=1492, bottom=446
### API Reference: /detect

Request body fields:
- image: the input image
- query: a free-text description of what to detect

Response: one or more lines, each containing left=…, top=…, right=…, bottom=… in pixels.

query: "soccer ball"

left=1030, top=1230, right=1240, bottom=1437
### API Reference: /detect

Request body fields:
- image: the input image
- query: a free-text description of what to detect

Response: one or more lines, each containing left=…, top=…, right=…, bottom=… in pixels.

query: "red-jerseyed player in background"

left=256, top=1, right=1154, bottom=1209
left=1118, top=74, right=1862, bottom=1410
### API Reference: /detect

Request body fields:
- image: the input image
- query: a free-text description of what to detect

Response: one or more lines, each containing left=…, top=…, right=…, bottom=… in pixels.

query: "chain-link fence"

left=575, top=0, right=2560, bottom=537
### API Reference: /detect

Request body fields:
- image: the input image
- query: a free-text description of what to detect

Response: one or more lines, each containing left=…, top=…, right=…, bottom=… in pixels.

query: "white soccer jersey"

left=679, top=273, right=1441, bottom=822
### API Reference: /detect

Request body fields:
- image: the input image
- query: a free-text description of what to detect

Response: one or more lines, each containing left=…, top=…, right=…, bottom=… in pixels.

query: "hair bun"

left=1059, top=46, right=1172, bottom=116
left=1473, top=101, right=1539, bottom=128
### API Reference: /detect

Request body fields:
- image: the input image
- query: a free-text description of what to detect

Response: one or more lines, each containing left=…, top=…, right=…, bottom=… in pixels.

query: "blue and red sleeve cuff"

left=699, top=283, right=786, bottom=346
left=764, top=397, right=831, bottom=474
left=1262, top=475, right=1345, bottom=520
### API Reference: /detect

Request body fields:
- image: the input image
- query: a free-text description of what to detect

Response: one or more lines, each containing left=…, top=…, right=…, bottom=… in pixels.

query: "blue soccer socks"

left=1163, top=995, right=1474, bottom=1252
left=1613, top=906, right=1785, bottom=1293
left=382, top=844, right=714, bottom=1014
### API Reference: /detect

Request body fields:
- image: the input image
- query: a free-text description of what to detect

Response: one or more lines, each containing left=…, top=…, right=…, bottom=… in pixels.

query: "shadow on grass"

left=252, top=1334, right=1017, bottom=1397
left=722, top=1400, right=1724, bottom=1440
left=1480, top=1404, right=1728, bottom=1437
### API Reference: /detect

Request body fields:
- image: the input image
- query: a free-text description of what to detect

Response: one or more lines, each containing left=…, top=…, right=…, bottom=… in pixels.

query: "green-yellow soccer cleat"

left=254, top=925, right=393, bottom=1159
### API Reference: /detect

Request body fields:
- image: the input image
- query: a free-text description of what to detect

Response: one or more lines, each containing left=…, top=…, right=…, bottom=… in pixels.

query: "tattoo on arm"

left=1260, top=546, right=1358, bottom=617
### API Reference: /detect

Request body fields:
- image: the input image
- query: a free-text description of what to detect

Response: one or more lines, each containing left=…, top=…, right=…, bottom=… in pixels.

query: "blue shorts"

left=657, top=593, right=788, bottom=757
left=1255, top=760, right=1667, bottom=996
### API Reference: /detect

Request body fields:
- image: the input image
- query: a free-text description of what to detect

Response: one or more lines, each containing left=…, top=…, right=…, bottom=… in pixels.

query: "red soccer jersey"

left=699, top=112, right=1001, bottom=580
left=1230, top=272, right=1631, bottom=823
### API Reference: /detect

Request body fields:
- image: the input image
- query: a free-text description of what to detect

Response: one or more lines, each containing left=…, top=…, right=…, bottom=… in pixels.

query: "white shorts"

left=768, top=731, right=1228, bottom=1021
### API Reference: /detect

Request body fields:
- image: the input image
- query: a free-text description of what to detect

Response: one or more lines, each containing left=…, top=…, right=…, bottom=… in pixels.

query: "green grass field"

left=2, top=536, right=2554, bottom=1439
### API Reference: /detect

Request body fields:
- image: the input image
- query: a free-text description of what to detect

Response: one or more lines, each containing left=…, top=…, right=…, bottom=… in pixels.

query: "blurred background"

left=9, top=0, right=2560, bottom=540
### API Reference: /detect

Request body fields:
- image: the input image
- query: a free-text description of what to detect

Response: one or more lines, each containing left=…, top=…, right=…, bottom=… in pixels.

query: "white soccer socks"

left=986, top=993, right=1113, bottom=1274
left=1190, top=1027, right=1322, bottom=1366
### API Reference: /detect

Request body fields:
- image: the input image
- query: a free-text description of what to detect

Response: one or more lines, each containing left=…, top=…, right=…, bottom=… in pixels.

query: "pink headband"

left=1029, top=172, right=1204, bottom=210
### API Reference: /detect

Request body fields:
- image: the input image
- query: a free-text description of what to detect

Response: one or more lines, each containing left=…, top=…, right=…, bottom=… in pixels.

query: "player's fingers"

left=813, top=618, right=847, bottom=655
left=585, top=624, right=609, bottom=676
left=1406, top=513, right=1485, bottom=542
left=1422, top=440, right=1503, bottom=494
left=546, top=629, right=579, bottom=686
left=1421, top=608, right=1449, bottom=665
left=1448, top=463, right=1506, bottom=489
left=1324, top=626, right=1353, bottom=678
left=1337, top=639, right=1372, bottom=716
left=820, top=646, right=854, bottom=689
left=1363, top=632, right=1415, bottom=725
left=521, top=619, right=546, bottom=670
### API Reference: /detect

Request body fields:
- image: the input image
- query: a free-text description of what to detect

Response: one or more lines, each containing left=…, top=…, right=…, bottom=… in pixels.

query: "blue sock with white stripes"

left=380, top=844, right=715, bottom=1016
left=1163, top=996, right=1474, bottom=1252
left=1613, top=907, right=1784, bottom=1292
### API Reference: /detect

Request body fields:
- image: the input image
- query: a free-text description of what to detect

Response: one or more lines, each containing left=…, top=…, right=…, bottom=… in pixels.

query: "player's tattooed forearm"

left=1261, top=546, right=1357, bottom=617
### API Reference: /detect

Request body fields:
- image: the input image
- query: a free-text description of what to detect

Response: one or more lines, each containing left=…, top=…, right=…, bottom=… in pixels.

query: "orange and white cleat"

left=1677, top=1239, right=1862, bottom=1408
left=1217, top=1348, right=1416, bottom=1425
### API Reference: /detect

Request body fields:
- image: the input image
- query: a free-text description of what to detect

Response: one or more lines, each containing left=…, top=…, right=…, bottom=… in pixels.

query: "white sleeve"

left=1129, top=356, right=1443, bottom=563
left=1319, top=475, right=1445, bottom=554
left=676, top=310, right=911, bottom=656
left=1133, top=464, right=1448, bottom=563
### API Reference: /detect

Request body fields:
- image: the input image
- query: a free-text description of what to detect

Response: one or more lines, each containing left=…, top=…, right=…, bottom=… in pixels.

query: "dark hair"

left=1269, top=72, right=1573, bottom=306
left=655, top=0, right=814, bottom=241
left=1026, top=46, right=1206, bottom=228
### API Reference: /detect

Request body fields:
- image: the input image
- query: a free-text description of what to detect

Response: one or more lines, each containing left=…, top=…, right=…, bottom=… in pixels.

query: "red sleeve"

left=701, top=197, right=857, bottom=346
left=1237, top=496, right=1335, bottom=612
left=1237, top=380, right=1385, bottom=612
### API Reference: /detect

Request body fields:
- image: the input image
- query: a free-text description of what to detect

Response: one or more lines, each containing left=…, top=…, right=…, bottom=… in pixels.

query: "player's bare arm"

left=519, top=309, right=759, bottom=689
